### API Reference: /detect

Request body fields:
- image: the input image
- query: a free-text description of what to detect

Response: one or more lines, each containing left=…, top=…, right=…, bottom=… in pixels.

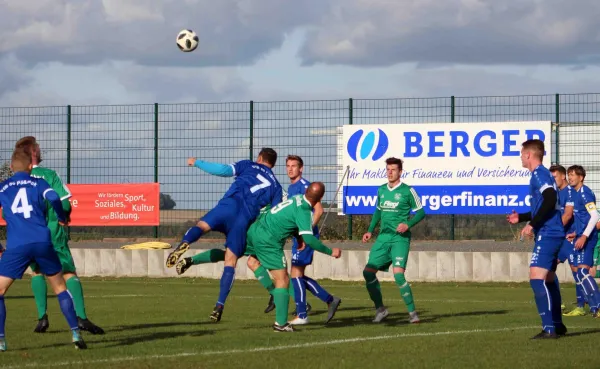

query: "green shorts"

left=246, top=228, right=287, bottom=271
left=366, top=235, right=410, bottom=272
left=30, top=243, right=76, bottom=274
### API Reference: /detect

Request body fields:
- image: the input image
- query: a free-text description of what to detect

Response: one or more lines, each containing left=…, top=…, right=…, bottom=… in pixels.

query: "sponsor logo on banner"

left=339, top=121, right=552, bottom=215
left=0, top=183, right=160, bottom=226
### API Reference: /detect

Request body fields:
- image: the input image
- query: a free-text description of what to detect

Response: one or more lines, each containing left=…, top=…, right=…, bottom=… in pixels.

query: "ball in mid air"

left=176, top=29, right=199, bottom=52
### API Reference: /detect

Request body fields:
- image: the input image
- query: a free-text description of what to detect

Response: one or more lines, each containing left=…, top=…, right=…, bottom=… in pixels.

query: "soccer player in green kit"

left=246, top=181, right=342, bottom=332
left=15, top=137, right=104, bottom=334
left=362, top=157, right=425, bottom=324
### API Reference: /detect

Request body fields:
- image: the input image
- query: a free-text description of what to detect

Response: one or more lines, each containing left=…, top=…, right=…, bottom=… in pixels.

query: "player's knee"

left=577, top=267, right=590, bottom=281
left=363, top=270, right=377, bottom=283
left=196, top=221, right=211, bottom=232
left=394, top=272, right=407, bottom=287
left=247, top=256, right=260, bottom=270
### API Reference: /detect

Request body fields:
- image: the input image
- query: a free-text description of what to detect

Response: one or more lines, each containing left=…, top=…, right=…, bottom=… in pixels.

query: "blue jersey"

left=571, top=184, right=598, bottom=237
left=558, top=186, right=575, bottom=233
left=0, top=172, right=64, bottom=248
left=288, top=177, right=311, bottom=198
left=529, top=165, right=564, bottom=238
left=225, top=160, right=282, bottom=217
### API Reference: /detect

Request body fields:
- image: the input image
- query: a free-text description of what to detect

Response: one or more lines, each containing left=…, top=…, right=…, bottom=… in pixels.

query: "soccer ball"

left=176, top=29, right=199, bottom=52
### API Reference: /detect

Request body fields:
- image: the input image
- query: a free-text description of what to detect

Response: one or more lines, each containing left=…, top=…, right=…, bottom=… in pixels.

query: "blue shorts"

left=530, top=235, right=562, bottom=272
left=291, top=227, right=319, bottom=267
left=201, top=197, right=255, bottom=258
left=0, top=242, right=61, bottom=280
left=574, top=234, right=598, bottom=267
left=558, top=239, right=575, bottom=264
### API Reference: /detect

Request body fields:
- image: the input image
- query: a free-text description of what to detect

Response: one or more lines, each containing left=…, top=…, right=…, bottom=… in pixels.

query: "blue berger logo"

left=347, top=128, right=389, bottom=162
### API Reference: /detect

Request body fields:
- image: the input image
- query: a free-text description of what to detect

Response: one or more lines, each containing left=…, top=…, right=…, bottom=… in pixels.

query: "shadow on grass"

left=323, top=308, right=510, bottom=328
left=562, top=328, right=600, bottom=338
left=15, top=329, right=216, bottom=351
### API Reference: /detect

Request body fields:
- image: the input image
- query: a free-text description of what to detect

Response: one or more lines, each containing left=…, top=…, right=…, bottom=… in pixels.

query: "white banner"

left=339, top=121, right=552, bottom=215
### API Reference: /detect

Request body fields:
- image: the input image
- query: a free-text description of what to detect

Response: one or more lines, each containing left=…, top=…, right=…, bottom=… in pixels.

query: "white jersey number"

left=250, top=174, right=271, bottom=193
left=11, top=188, right=33, bottom=219
left=270, top=199, right=293, bottom=214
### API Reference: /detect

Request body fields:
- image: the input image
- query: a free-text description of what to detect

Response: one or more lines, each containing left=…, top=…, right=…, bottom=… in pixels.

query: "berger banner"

left=0, top=183, right=160, bottom=226
left=339, top=121, right=552, bottom=215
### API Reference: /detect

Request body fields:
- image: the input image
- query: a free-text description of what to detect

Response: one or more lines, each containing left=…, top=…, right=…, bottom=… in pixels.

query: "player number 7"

left=250, top=174, right=271, bottom=193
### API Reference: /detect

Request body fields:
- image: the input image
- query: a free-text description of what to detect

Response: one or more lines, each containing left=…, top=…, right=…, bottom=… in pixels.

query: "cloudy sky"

left=1, top=0, right=600, bottom=107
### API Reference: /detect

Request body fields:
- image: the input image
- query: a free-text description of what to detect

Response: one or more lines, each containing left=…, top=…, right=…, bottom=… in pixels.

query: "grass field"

left=1, top=277, right=600, bottom=369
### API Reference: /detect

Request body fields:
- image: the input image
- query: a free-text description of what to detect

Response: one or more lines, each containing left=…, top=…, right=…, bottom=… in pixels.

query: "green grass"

left=0, top=278, right=599, bottom=369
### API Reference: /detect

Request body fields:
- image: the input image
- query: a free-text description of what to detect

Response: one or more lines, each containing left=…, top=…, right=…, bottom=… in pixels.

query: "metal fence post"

left=249, top=101, right=254, bottom=160
left=66, top=105, right=72, bottom=239
left=450, top=96, right=455, bottom=241
left=154, top=103, right=159, bottom=239
left=555, top=94, right=560, bottom=164
left=347, top=98, right=353, bottom=240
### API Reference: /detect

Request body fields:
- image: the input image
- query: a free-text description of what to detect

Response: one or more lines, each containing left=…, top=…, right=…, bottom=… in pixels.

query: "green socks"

left=253, top=266, right=275, bottom=293
left=363, top=271, right=384, bottom=309
left=191, top=249, right=226, bottom=265
left=66, top=276, right=87, bottom=319
left=394, top=273, right=415, bottom=313
left=272, top=288, right=290, bottom=326
left=31, top=275, right=47, bottom=320
left=288, top=280, right=296, bottom=302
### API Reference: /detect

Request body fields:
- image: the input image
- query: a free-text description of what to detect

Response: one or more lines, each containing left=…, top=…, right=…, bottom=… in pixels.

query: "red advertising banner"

left=0, top=183, right=160, bottom=226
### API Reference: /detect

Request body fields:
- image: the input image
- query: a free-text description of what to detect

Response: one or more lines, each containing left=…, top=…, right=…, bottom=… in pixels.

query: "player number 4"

left=250, top=174, right=271, bottom=194
left=11, top=187, right=33, bottom=219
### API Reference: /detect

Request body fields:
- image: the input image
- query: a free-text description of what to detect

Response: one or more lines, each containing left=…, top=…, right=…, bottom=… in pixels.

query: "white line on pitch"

left=0, top=325, right=544, bottom=369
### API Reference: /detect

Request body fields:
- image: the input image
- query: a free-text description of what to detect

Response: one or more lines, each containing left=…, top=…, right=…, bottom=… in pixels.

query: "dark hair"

left=258, top=148, right=277, bottom=167
left=385, top=157, right=403, bottom=170
left=549, top=164, right=566, bottom=176
left=567, top=165, right=586, bottom=180
left=286, top=155, right=304, bottom=167
left=521, top=139, right=544, bottom=160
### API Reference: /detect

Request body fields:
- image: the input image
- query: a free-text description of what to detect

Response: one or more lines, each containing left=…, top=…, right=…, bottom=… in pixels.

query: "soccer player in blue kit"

left=507, top=139, right=567, bottom=339
left=564, top=165, right=600, bottom=317
left=550, top=165, right=587, bottom=316
left=0, top=149, right=86, bottom=351
left=264, top=155, right=341, bottom=325
left=166, top=148, right=282, bottom=322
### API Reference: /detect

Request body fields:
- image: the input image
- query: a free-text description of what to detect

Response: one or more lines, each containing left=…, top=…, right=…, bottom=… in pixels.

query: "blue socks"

left=1, top=292, right=78, bottom=339
left=573, top=270, right=587, bottom=308
left=530, top=279, right=554, bottom=333
left=577, top=268, right=600, bottom=313
left=545, top=276, right=563, bottom=326
left=292, top=278, right=308, bottom=319
left=57, top=290, right=78, bottom=331
left=217, top=266, right=235, bottom=306
left=303, top=276, right=333, bottom=304
left=293, top=276, right=334, bottom=319
left=0, top=296, right=5, bottom=338
left=182, top=226, right=204, bottom=245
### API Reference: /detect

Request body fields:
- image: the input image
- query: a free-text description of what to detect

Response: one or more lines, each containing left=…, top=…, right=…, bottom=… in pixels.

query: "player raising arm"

left=0, top=149, right=86, bottom=351
left=361, top=157, right=425, bottom=324
left=166, top=148, right=282, bottom=322
left=507, top=139, right=567, bottom=339
left=245, top=182, right=341, bottom=332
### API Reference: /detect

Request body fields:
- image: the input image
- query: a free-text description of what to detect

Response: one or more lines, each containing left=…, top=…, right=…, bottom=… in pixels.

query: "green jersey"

left=31, top=165, right=72, bottom=247
left=250, top=194, right=314, bottom=247
left=368, top=182, right=423, bottom=236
